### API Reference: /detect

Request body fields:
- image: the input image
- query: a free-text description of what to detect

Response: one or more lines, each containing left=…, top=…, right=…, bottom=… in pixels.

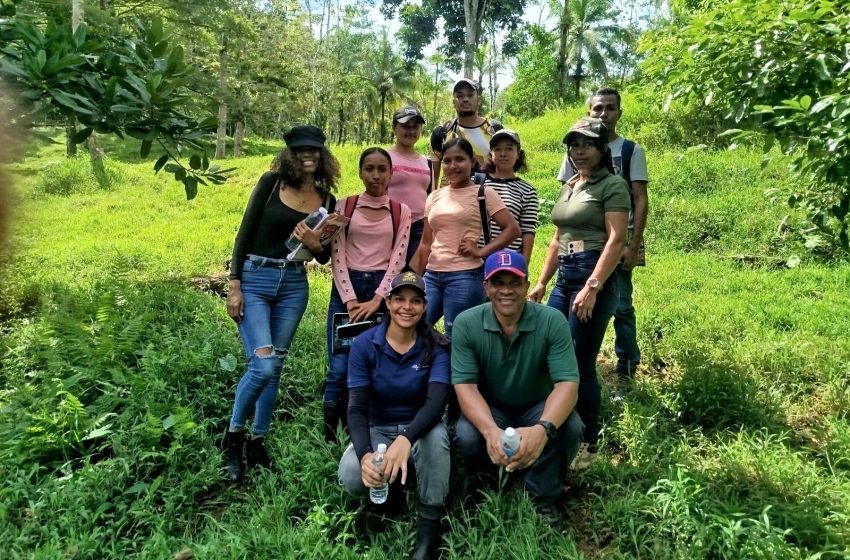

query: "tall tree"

left=362, top=30, right=412, bottom=142
left=382, top=0, right=527, bottom=74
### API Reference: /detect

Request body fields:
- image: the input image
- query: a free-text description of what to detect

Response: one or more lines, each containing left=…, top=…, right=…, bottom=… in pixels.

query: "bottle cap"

left=505, top=427, right=516, bottom=437
left=376, top=443, right=387, bottom=453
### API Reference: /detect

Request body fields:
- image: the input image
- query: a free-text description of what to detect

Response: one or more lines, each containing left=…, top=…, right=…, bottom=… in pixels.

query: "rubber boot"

left=246, top=435, right=271, bottom=470
left=222, top=430, right=245, bottom=483
left=323, top=400, right=341, bottom=444
left=409, top=503, right=444, bottom=560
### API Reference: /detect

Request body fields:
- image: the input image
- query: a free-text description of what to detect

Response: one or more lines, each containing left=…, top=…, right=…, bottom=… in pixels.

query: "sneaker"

left=533, top=499, right=566, bottom=532
left=570, top=443, right=598, bottom=471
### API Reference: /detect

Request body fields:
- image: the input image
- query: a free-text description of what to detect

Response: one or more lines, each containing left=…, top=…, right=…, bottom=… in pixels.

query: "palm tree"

left=362, top=30, right=414, bottom=142
left=551, top=0, right=632, bottom=99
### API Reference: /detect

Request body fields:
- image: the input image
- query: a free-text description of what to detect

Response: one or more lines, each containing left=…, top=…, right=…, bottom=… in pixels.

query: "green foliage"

left=503, top=25, right=559, bottom=118
left=33, top=154, right=124, bottom=197
left=639, top=0, right=850, bottom=256
left=2, top=122, right=850, bottom=557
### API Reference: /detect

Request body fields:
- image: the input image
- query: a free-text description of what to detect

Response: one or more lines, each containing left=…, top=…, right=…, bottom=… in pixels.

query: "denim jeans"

left=324, top=270, right=386, bottom=402
left=229, top=256, right=309, bottom=435
left=405, top=219, right=425, bottom=268
left=338, top=422, right=451, bottom=506
left=454, top=401, right=583, bottom=500
left=546, top=250, right=618, bottom=447
left=612, top=266, right=640, bottom=378
left=424, top=267, right=485, bottom=339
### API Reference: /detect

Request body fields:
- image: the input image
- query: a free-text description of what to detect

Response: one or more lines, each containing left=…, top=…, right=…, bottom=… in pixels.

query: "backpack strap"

left=343, top=195, right=359, bottom=237
left=477, top=184, right=491, bottom=245
left=426, top=159, right=434, bottom=194
left=389, top=199, right=402, bottom=247
left=621, top=139, right=635, bottom=188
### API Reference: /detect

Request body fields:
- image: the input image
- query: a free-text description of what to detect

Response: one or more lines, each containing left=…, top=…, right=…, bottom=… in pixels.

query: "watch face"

left=587, top=278, right=600, bottom=289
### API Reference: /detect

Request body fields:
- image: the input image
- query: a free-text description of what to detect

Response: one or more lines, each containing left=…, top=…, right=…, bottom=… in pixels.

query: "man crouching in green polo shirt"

left=452, top=249, right=583, bottom=528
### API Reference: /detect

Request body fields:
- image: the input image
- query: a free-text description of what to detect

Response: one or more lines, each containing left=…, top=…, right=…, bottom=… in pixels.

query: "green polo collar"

left=585, top=167, right=611, bottom=185
left=482, top=302, right=539, bottom=333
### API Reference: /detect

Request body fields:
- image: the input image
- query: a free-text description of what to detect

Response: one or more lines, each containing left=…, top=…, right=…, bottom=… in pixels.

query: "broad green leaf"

left=140, top=140, right=152, bottom=158
left=799, top=95, right=812, bottom=110
left=153, top=154, right=169, bottom=173
left=219, top=354, right=237, bottom=372
left=72, top=127, right=93, bottom=143
left=189, top=154, right=201, bottom=170
left=184, top=177, right=198, bottom=200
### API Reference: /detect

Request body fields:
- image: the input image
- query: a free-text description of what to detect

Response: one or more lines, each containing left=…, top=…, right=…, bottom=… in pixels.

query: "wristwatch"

left=535, top=420, right=557, bottom=441
left=586, top=277, right=601, bottom=291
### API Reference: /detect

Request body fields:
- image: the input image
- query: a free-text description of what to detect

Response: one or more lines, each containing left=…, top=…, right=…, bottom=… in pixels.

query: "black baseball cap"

left=389, top=271, right=427, bottom=297
left=284, top=125, right=326, bottom=149
left=489, top=128, right=521, bottom=147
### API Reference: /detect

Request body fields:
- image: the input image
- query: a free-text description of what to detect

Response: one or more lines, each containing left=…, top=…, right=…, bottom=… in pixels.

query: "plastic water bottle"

left=369, top=443, right=389, bottom=504
left=285, top=207, right=327, bottom=251
left=502, top=427, right=521, bottom=457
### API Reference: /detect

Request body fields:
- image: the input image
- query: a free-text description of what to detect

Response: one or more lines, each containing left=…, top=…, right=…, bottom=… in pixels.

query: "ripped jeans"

left=229, top=256, right=309, bottom=435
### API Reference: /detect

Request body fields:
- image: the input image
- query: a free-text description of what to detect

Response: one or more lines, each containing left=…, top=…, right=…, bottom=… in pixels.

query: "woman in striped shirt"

left=482, top=129, right=539, bottom=263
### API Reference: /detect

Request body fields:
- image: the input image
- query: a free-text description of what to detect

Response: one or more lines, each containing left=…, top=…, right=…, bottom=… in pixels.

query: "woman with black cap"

left=222, top=125, right=339, bottom=483
left=338, top=271, right=451, bottom=560
left=528, top=117, right=629, bottom=471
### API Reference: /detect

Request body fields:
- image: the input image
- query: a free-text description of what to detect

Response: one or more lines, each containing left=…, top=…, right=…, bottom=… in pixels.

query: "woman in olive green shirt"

left=529, top=117, right=630, bottom=469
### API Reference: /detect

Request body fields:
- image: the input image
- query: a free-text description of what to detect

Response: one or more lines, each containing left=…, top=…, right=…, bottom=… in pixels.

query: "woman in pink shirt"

left=323, top=147, right=412, bottom=443
left=412, top=138, right=520, bottom=339
left=386, top=105, right=432, bottom=266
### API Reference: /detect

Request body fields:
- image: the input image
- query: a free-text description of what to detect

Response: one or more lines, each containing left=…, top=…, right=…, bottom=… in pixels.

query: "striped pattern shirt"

left=480, top=175, right=539, bottom=251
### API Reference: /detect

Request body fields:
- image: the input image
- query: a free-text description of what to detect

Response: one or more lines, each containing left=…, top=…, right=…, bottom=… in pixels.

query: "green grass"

left=1, top=123, right=848, bottom=559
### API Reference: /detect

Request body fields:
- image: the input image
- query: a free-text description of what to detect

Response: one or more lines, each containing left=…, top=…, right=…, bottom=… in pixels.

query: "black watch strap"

left=535, top=420, right=557, bottom=441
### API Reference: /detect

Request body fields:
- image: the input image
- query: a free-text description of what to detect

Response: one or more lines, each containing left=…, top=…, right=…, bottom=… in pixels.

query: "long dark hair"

left=270, top=146, right=340, bottom=195
left=415, top=315, right=450, bottom=368
left=358, top=147, right=392, bottom=169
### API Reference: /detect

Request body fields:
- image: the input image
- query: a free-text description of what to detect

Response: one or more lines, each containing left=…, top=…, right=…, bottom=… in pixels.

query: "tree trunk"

left=233, top=120, right=245, bottom=157
left=432, top=59, right=441, bottom=121
left=379, top=91, right=386, bottom=143
left=65, top=115, right=77, bottom=157
left=574, top=55, right=583, bottom=100
left=556, top=0, right=571, bottom=100
left=462, top=0, right=480, bottom=79
left=215, top=36, right=228, bottom=159
left=337, top=103, right=345, bottom=144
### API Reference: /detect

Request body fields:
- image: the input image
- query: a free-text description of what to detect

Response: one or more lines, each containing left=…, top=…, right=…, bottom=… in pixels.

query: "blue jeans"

left=613, top=266, right=640, bottom=378
left=424, top=267, right=485, bottom=339
left=229, top=256, right=309, bottom=435
left=338, top=422, right=450, bottom=506
left=454, top=401, right=583, bottom=500
left=324, top=270, right=386, bottom=402
left=546, top=251, right=618, bottom=447
left=405, top=219, right=425, bottom=267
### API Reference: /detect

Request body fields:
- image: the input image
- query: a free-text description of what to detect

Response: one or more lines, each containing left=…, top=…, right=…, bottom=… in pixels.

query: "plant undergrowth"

left=1, top=127, right=848, bottom=558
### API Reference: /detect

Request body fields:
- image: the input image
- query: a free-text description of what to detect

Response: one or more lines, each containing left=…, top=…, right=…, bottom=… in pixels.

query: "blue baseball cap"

left=484, top=249, right=528, bottom=281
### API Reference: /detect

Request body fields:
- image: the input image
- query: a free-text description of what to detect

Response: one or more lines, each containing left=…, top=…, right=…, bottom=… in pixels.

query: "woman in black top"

left=222, top=125, right=339, bottom=483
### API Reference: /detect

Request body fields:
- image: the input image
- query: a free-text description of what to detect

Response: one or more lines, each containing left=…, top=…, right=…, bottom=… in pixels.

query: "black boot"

left=221, top=430, right=245, bottom=483
left=246, top=436, right=272, bottom=470
left=323, top=400, right=341, bottom=444
left=410, top=503, right=444, bottom=560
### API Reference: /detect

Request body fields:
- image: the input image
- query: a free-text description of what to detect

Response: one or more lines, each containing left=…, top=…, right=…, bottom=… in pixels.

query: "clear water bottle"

left=369, top=443, right=389, bottom=504
left=285, top=207, right=327, bottom=251
left=501, top=427, right=521, bottom=457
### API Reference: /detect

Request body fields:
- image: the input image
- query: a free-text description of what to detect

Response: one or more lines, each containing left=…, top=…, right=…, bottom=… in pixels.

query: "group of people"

left=220, top=81, right=649, bottom=559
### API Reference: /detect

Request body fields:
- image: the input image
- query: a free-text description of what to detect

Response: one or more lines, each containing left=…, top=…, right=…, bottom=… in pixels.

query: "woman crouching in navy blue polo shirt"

left=338, top=271, right=450, bottom=559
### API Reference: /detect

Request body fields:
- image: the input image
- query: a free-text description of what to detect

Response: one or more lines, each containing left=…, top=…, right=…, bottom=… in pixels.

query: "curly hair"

left=270, top=146, right=340, bottom=195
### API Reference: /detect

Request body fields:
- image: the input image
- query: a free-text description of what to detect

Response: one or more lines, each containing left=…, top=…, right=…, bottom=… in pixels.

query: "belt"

left=246, top=255, right=305, bottom=269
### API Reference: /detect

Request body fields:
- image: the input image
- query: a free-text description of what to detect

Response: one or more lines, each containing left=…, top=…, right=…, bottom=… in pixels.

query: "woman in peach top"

left=323, top=147, right=412, bottom=443
left=412, top=138, right=519, bottom=339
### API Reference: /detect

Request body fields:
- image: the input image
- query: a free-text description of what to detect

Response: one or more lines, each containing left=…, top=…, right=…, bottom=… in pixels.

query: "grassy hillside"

left=1, top=116, right=848, bottom=559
